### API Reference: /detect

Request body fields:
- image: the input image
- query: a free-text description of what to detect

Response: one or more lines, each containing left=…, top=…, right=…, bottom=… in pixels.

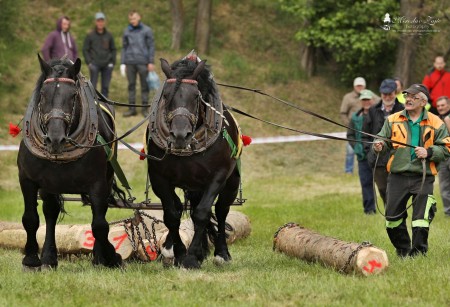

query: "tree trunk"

left=299, top=43, right=315, bottom=77
left=273, top=223, right=389, bottom=276
left=394, top=0, right=426, bottom=85
left=195, top=0, right=212, bottom=55
left=170, top=0, right=184, bottom=50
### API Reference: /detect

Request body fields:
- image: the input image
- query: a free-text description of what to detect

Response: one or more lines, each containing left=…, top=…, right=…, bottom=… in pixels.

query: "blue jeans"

left=89, top=63, right=113, bottom=98
left=357, top=159, right=375, bottom=213
left=345, top=143, right=354, bottom=173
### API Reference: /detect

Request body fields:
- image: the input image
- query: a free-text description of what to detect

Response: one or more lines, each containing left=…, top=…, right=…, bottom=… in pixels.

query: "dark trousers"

left=385, top=173, right=436, bottom=256
left=89, top=64, right=113, bottom=98
left=374, top=167, right=388, bottom=205
left=126, top=64, right=149, bottom=109
left=357, top=159, right=375, bottom=213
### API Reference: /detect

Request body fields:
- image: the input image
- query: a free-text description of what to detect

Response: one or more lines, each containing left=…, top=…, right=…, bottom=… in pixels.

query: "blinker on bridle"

left=164, top=78, right=200, bottom=127
left=39, top=77, right=78, bottom=138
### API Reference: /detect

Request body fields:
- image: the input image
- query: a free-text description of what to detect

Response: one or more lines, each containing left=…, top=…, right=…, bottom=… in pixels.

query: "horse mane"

left=170, top=59, right=218, bottom=102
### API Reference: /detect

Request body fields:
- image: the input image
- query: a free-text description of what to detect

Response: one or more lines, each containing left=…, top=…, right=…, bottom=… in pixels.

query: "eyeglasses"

left=403, top=93, right=423, bottom=102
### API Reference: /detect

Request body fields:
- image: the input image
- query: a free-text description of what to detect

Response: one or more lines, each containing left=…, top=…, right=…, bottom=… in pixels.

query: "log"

left=0, top=223, right=133, bottom=260
left=273, top=223, right=389, bottom=276
left=158, top=211, right=252, bottom=250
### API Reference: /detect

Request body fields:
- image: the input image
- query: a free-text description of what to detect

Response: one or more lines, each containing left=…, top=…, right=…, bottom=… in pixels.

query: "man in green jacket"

left=373, top=84, right=450, bottom=257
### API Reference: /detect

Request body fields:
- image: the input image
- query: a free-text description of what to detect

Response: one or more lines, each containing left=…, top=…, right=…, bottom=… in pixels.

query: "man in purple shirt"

left=42, top=16, right=78, bottom=62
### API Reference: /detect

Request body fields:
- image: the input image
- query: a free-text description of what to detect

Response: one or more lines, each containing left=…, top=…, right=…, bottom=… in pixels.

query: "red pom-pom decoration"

left=9, top=122, right=21, bottom=137
left=241, top=135, right=252, bottom=146
left=140, top=148, right=146, bottom=160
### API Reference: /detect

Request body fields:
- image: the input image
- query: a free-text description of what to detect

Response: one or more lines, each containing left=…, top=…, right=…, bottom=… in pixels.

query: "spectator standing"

left=121, top=10, right=155, bottom=117
left=422, top=56, right=450, bottom=112
left=347, top=89, right=376, bottom=214
left=435, top=96, right=450, bottom=217
left=340, top=77, right=366, bottom=174
left=362, top=79, right=404, bottom=204
left=394, top=77, right=405, bottom=104
left=42, top=16, right=78, bottom=62
left=83, top=12, right=116, bottom=98
left=373, top=84, right=450, bottom=257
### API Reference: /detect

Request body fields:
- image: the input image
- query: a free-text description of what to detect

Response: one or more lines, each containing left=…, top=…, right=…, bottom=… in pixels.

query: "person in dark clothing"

left=83, top=12, right=116, bottom=98
left=362, top=79, right=404, bottom=204
left=373, top=84, right=450, bottom=257
left=42, top=16, right=78, bottom=62
left=347, top=90, right=376, bottom=214
left=120, top=10, right=155, bottom=117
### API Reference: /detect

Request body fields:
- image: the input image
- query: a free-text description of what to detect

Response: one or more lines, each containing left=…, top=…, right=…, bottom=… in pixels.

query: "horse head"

left=37, top=54, right=80, bottom=155
left=161, top=57, right=206, bottom=150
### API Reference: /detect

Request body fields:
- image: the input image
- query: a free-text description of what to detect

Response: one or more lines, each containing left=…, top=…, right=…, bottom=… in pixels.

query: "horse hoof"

left=41, top=264, right=57, bottom=271
left=22, top=265, right=41, bottom=272
left=182, top=255, right=201, bottom=270
left=213, top=255, right=231, bottom=266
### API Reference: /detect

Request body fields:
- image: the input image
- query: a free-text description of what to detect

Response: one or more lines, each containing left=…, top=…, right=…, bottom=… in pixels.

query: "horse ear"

left=67, top=58, right=81, bottom=79
left=38, top=53, right=52, bottom=76
left=191, top=60, right=206, bottom=80
left=160, top=58, right=171, bottom=78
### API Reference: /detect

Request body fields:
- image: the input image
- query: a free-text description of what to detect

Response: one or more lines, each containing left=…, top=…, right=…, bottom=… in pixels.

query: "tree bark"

left=299, top=43, right=315, bottom=77
left=394, top=0, right=426, bottom=85
left=195, top=0, right=212, bottom=55
left=273, top=224, right=389, bottom=276
left=170, top=0, right=184, bottom=50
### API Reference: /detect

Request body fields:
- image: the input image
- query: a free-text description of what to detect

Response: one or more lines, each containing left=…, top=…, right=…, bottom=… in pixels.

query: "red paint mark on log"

left=83, top=230, right=95, bottom=248
left=363, top=260, right=382, bottom=273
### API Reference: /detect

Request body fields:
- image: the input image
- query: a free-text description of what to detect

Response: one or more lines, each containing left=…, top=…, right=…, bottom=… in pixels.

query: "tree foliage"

left=280, top=0, right=400, bottom=83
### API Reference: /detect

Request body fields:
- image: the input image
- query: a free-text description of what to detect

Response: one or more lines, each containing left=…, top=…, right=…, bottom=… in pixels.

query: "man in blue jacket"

left=120, top=10, right=155, bottom=117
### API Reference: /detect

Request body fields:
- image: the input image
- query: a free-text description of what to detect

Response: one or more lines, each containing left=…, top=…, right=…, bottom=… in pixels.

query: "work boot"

left=409, top=227, right=429, bottom=257
left=123, top=108, right=137, bottom=117
left=386, top=219, right=411, bottom=257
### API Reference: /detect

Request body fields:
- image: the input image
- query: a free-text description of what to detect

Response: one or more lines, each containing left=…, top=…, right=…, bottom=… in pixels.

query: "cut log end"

left=356, top=247, right=389, bottom=276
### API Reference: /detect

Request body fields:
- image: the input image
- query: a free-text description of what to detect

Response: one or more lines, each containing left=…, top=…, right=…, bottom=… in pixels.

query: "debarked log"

left=157, top=211, right=252, bottom=250
left=273, top=223, right=388, bottom=276
left=0, top=222, right=133, bottom=260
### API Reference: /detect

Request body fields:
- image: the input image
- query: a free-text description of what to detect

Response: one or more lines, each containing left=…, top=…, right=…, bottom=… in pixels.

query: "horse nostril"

left=185, top=132, right=193, bottom=141
left=60, top=137, right=67, bottom=145
left=44, top=135, right=51, bottom=146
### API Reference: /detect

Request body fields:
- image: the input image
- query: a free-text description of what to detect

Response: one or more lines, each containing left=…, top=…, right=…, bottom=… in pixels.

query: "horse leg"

left=151, top=175, right=186, bottom=266
left=213, top=169, right=240, bottom=265
left=89, top=183, right=122, bottom=268
left=186, top=190, right=210, bottom=262
left=40, top=190, right=61, bottom=269
left=183, top=181, right=224, bottom=269
left=19, top=177, right=41, bottom=270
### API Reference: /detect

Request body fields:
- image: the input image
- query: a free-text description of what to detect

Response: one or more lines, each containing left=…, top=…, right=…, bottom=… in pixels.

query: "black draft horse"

left=17, top=55, right=122, bottom=270
left=147, top=57, right=241, bottom=269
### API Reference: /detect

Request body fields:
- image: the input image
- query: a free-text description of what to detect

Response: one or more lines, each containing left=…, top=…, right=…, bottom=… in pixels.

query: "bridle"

left=38, top=77, right=79, bottom=138
left=164, top=78, right=201, bottom=136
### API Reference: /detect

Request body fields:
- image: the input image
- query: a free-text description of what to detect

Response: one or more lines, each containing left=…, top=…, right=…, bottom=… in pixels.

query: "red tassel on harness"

left=241, top=135, right=252, bottom=146
left=9, top=122, right=21, bottom=137
left=140, top=148, right=146, bottom=160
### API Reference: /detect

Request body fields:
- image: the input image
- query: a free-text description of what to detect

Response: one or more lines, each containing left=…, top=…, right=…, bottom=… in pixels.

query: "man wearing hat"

left=347, top=89, right=376, bottom=214
left=373, top=84, right=450, bottom=257
left=340, top=77, right=378, bottom=174
left=362, top=79, right=404, bottom=204
left=83, top=12, right=116, bottom=98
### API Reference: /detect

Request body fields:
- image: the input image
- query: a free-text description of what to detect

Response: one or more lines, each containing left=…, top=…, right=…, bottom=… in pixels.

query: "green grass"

left=1, top=142, right=449, bottom=306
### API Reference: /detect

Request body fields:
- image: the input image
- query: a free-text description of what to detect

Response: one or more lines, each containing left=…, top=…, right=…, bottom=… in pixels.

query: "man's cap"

left=379, top=79, right=397, bottom=94
left=359, top=89, right=374, bottom=100
left=353, top=77, right=366, bottom=87
left=403, top=84, right=430, bottom=101
left=95, top=12, right=106, bottom=20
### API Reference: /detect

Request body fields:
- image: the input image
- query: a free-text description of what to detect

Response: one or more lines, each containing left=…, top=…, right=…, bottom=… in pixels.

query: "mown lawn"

left=0, top=141, right=449, bottom=306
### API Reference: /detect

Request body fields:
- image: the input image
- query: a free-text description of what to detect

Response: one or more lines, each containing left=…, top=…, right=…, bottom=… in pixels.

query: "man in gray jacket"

left=120, top=10, right=155, bottom=117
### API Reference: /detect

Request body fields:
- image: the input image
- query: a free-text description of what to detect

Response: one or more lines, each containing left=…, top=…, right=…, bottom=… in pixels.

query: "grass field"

left=0, top=140, right=449, bottom=306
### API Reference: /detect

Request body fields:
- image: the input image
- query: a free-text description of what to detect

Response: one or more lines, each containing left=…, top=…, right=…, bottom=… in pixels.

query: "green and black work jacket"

left=373, top=109, right=450, bottom=175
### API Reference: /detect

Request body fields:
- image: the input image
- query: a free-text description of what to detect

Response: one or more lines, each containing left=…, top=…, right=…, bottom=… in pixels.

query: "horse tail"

left=56, top=194, right=67, bottom=223
left=110, top=179, right=129, bottom=207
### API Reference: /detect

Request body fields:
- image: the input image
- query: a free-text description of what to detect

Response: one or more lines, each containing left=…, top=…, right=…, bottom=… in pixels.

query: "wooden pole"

left=273, top=223, right=389, bottom=276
